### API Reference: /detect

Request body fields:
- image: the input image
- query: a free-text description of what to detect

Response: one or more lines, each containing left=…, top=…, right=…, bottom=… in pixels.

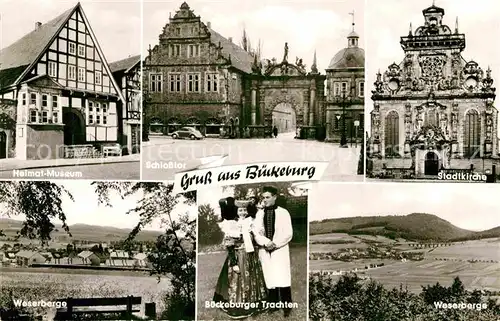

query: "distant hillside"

left=0, top=218, right=162, bottom=243
left=310, top=213, right=499, bottom=242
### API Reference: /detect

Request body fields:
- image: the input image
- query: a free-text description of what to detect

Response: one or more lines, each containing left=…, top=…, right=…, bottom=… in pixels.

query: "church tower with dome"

left=325, top=16, right=365, bottom=143
left=368, top=3, right=498, bottom=179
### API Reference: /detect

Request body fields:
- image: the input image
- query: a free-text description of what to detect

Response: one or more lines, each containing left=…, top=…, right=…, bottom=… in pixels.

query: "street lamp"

left=336, top=88, right=349, bottom=147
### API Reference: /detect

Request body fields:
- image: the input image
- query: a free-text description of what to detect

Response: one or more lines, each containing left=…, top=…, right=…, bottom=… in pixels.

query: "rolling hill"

left=310, top=213, right=500, bottom=242
left=0, top=218, right=162, bottom=243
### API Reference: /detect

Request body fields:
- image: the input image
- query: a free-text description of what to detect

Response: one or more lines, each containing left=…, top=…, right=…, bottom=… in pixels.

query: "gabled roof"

left=109, top=55, right=141, bottom=73
left=15, top=250, right=38, bottom=258
left=78, top=250, right=95, bottom=258
left=110, top=250, right=129, bottom=258
left=0, top=6, right=75, bottom=71
left=208, top=28, right=253, bottom=74
left=134, top=253, right=148, bottom=260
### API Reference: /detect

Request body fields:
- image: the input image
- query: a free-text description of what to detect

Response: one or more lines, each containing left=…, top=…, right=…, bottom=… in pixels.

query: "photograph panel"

left=197, top=182, right=308, bottom=320
left=308, top=182, right=500, bottom=320
left=365, top=0, right=500, bottom=183
left=0, top=0, right=141, bottom=180
left=0, top=180, right=196, bottom=320
left=142, top=0, right=365, bottom=182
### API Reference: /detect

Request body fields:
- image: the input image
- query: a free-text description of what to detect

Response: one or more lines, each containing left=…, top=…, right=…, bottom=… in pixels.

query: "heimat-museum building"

left=368, top=4, right=499, bottom=178
left=144, top=2, right=364, bottom=141
left=0, top=3, right=140, bottom=160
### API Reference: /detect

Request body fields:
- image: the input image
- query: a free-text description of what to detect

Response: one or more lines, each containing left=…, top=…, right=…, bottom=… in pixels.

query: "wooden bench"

left=54, top=296, right=142, bottom=320
left=102, top=144, right=122, bottom=157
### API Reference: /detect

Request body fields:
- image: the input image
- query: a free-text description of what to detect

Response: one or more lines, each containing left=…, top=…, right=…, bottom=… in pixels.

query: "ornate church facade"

left=144, top=2, right=363, bottom=141
left=368, top=4, right=498, bottom=177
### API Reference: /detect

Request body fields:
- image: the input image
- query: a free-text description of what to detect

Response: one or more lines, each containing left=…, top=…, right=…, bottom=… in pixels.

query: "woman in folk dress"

left=213, top=198, right=268, bottom=319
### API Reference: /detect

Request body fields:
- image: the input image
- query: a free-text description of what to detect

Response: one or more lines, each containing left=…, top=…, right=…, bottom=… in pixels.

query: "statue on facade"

left=283, top=42, right=289, bottom=63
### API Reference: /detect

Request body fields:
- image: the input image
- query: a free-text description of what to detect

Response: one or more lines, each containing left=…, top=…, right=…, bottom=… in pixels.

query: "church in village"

left=368, top=3, right=499, bottom=178
left=0, top=3, right=140, bottom=160
left=144, top=2, right=364, bottom=142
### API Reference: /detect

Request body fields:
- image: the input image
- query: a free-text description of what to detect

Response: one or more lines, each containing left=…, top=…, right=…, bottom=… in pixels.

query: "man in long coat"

left=254, top=186, right=293, bottom=317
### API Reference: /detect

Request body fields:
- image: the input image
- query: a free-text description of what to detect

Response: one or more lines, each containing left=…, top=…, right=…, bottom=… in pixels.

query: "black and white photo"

left=309, top=183, right=500, bottom=320
left=365, top=0, right=500, bottom=182
left=0, top=0, right=141, bottom=180
left=197, top=182, right=308, bottom=320
left=141, top=0, right=365, bottom=182
left=0, top=180, right=196, bottom=320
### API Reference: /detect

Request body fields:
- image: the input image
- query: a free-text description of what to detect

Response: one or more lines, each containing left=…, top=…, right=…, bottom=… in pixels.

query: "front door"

left=0, top=131, right=6, bottom=159
left=63, top=111, right=85, bottom=145
left=424, top=151, right=439, bottom=175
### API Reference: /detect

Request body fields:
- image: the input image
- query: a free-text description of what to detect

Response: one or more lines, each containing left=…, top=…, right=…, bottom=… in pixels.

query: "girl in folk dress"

left=213, top=198, right=268, bottom=319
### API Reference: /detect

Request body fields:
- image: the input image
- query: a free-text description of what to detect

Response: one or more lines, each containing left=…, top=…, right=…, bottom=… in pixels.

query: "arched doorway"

left=63, top=111, right=85, bottom=145
left=424, top=151, right=439, bottom=176
left=272, top=103, right=296, bottom=135
left=149, top=117, right=165, bottom=135
left=0, top=131, right=7, bottom=159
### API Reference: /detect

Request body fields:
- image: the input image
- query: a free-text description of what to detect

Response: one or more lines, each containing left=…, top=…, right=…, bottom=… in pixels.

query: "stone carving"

left=373, top=71, right=384, bottom=94
left=451, top=102, right=458, bottom=140
left=383, top=63, right=404, bottom=93
left=419, top=55, right=445, bottom=83
left=283, top=42, right=289, bottom=63
left=482, top=66, right=495, bottom=92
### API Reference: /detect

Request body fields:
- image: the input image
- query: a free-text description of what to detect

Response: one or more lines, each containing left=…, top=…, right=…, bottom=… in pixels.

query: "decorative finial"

left=311, top=50, right=318, bottom=74
left=349, top=10, right=355, bottom=31
left=432, top=0, right=435, bottom=6
left=409, top=22, right=412, bottom=36
left=455, top=16, right=459, bottom=33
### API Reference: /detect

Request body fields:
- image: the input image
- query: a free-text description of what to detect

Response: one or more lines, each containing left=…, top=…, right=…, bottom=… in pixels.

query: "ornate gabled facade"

left=144, top=2, right=326, bottom=139
left=0, top=3, right=127, bottom=160
left=369, top=4, right=498, bottom=177
left=109, top=55, right=141, bottom=154
left=325, top=23, right=365, bottom=143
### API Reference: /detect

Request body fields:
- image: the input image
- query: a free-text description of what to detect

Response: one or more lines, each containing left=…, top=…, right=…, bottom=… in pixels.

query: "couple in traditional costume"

left=213, top=186, right=294, bottom=319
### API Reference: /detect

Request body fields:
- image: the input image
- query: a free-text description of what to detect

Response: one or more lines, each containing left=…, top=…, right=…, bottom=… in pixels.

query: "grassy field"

left=1, top=268, right=169, bottom=319
left=424, top=238, right=500, bottom=261
left=197, top=246, right=307, bottom=321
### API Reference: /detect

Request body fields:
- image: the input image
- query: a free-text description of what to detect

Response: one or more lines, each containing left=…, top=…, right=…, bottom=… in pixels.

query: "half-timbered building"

left=109, top=55, right=141, bottom=154
left=0, top=3, right=127, bottom=160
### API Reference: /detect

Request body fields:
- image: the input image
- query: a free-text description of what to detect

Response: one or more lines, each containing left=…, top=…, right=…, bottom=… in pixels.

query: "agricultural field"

left=309, top=233, right=368, bottom=253
left=0, top=268, right=169, bottom=319
left=424, top=238, right=500, bottom=261
left=309, top=235, right=500, bottom=295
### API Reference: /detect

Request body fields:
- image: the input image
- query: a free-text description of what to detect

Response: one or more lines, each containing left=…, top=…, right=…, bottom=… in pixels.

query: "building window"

left=95, top=71, right=102, bottom=84
left=30, top=93, right=37, bottom=105
left=41, top=111, right=49, bottom=123
left=169, top=73, right=181, bottom=92
left=68, top=65, right=76, bottom=80
left=52, top=96, right=58, bottom=108
left=206, top=73, right=218, bottom=92
left=42, top=95, right=48, bottom=107
left=333, top=82, right=341, bottom=96
left=385, top=111, right=399, bottom=157
left=87, top=100, right=109, bottom=126
left=341, top=82, right=348, bottom=95
left=48, top=61, right=57, bottom=77
left=53, top=112, right=59, bottom=123
left=464, top=109, right=480, bottom=158
left=78, top=45, right=85, bottom=57
left=169, top=44, right=181, bottom=57
left=175, top=27, right=181, bottom=36
left=69, top=42, right=76, bottom=54
left=187, top=73, right=200, bottom=92
left=358, top=82, right=364, bottom=97
left=30, top=110, right=37, bottom=123
left=188, top=44, right=200, bottom=57
left=78, top=67, right=85, bottom=81
left=150, top=74, right=162, bottom=92
left=22, top=93, right=26, bottom=105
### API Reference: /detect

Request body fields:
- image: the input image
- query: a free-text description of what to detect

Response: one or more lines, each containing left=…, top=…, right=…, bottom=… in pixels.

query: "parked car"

left=171, top=127, right=204, bottom=140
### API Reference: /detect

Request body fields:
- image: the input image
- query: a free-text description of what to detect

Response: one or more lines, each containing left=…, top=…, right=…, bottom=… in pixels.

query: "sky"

left=308, top=183, right=500, bottom=231
left=0, top=181, right=196, bottom=232
left=143, top=0, right=365, bottom=74
left=0, top=0, right=141, bottom=64
left=365, top=0, right=500, bottom=135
